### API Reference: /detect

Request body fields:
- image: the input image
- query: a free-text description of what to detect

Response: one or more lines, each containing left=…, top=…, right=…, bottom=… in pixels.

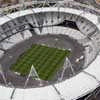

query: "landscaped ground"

left=10, top=44, right=71, bottom=80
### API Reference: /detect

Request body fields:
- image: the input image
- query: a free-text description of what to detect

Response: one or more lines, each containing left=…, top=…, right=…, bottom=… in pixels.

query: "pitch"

left=10, top=44, right=71, bottom=80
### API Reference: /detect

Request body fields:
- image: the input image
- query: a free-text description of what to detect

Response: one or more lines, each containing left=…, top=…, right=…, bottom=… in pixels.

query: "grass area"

left=10, top=44, right=71, bottom=80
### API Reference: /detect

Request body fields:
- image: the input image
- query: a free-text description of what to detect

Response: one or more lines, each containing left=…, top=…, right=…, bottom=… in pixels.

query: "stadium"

left=0, top=0, right=100, bottom=100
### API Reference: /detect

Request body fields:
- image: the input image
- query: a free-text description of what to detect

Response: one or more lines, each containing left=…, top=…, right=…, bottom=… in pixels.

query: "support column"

left=0, top=64, right=7, bottom=86
left=24, top=65, right=42, bottom=88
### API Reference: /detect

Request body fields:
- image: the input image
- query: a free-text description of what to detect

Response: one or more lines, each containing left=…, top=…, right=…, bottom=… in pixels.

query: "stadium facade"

left=0, top=0, right=100, bottom=100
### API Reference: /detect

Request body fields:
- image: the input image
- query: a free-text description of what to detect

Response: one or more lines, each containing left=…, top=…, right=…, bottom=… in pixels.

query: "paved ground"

left=75, top=0, right=100, bottom=9
left=0, top=34, right=85, bottom=88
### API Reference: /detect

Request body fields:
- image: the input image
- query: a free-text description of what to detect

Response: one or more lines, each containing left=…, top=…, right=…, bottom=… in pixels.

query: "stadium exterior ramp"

left=0, top=1, right=100, bottom=100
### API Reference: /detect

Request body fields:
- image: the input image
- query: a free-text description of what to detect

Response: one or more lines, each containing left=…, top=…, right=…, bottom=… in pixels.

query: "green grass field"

left=10, top=44, right=71, bottom=80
